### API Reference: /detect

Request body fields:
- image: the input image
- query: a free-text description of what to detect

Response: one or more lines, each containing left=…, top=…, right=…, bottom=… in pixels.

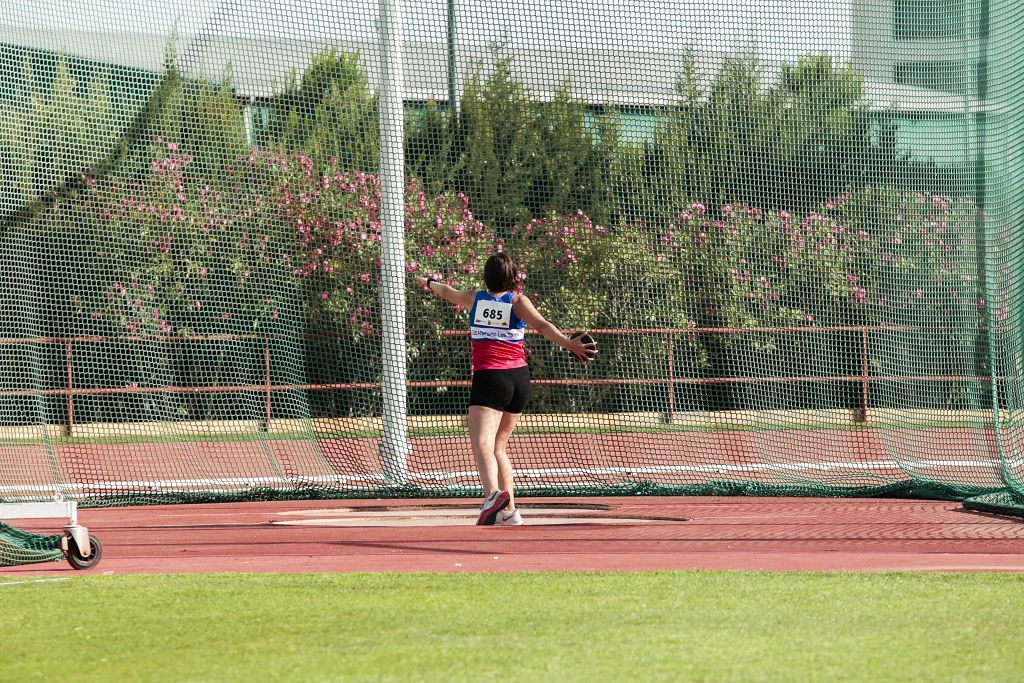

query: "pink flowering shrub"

left=88, top=140, right=983, bottom=349
left=88, top=141, right=291, bottom=337
left=505, top=211, right=713, bottom=392
left=280, top=166, right=498, bottom=343
left=274, top=153, right=384, bottom=339
left=402, top=179, right=496, bottom=323
left=508, top=210, right=614, bottom=329
left=66, top=136, right=988, bottom=415
left=825, top=187, right=980, bottom=325
left=657, top=191, right=980, bottom=333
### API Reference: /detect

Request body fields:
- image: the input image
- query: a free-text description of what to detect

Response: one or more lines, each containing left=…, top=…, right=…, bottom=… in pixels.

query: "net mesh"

left=0, top=0, right=1022, bottom=512
left=0, top=521, right=63, bottom=567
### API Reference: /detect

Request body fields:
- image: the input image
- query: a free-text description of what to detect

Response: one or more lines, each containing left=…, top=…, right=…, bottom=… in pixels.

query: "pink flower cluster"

left=654, top=192, right=983, bottom=327
left=512, top=210, right=609, bottom=273
left=101, top=281, right=173, bottom=335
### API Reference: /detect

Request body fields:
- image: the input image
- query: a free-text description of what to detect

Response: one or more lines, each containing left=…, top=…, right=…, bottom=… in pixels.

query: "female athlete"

left=417, top=252, right=597, bottom=525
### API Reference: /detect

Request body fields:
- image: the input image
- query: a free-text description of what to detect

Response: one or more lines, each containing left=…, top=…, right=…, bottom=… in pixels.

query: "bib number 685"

left=474, top=301, right=513, bottom=328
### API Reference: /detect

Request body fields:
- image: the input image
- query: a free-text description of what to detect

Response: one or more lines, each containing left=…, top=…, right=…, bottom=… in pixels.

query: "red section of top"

left=471, top=340, right=527, bottom=371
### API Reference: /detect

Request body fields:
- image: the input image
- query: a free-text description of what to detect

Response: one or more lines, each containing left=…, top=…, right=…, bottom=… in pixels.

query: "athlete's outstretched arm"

left=513, top=294, right=597, bottom=359
left=416, top=276, right=475, bottom=309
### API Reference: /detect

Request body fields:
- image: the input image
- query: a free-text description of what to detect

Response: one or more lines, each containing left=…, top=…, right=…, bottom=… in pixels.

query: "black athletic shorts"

left=469, top=366, right=532, bottom=413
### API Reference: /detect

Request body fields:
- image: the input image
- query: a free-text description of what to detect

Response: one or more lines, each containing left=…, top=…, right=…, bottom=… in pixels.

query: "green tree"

left=533, top=84, right=619, bottom=225
left=405, top=101, right=457, bottom=198
left=646, top=50, right=709, bottom=222
left=770, top=54, right=871, bottom=209
left=0, top=54, right=120, bottom=208
left=260, top=48, right=378, bottom=173
left=704, top=56, right=780, bottom=210
left=645, top=53, right=878, bottom=218
left=174, top=79, right=250, bottom=184
left=457, top=54, right=541, bottom=233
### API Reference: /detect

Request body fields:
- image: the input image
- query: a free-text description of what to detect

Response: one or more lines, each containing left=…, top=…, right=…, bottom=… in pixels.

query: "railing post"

left=855, top=328, right=869, bottom=423
left=666, top=332, right=675, bottom=424
left=262, top=337, right=272, bottom=433
left=65, top=342, right=74, bottom=437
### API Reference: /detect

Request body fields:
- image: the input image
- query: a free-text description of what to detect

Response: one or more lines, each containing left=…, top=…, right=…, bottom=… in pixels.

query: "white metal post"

left=378, top=0, right=412, bottom=484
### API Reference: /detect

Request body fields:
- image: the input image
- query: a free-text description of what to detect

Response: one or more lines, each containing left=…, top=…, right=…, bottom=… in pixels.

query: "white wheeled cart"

left=0, top=499, right=103, bottom=570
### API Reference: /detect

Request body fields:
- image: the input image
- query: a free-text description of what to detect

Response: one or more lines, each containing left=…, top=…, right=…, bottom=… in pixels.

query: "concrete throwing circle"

left=273, top=503, right=689, bottom=527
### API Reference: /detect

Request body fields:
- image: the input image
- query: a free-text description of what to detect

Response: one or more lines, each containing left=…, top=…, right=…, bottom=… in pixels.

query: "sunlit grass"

left=2, top=571, right=1022, bottom=682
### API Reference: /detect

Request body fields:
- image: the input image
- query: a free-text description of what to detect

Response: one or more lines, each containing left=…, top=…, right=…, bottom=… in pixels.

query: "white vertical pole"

left=378, top=0, right=411, bottom=484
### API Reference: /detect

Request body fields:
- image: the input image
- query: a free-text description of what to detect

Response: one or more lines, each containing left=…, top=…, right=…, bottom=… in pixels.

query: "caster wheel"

left=67, top=534, right=103, bottom=570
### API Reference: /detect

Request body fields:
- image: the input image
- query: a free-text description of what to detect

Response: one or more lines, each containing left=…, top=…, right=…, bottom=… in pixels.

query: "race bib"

left=473, top=300, right=513, bottom=328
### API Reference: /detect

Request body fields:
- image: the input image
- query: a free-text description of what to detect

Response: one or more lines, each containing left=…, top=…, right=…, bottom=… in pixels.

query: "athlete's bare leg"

left=468, top=405, right=504, bottom=494
left=494, top=411, right=522, bottom=510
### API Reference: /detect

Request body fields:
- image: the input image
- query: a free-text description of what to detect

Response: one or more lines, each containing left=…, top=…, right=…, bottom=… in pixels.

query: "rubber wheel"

left=67, top=534, right=103, bottom=570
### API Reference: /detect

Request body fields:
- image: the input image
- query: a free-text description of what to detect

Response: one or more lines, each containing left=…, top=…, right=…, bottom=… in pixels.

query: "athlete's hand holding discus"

left=566, top=331, right=598, bottom=363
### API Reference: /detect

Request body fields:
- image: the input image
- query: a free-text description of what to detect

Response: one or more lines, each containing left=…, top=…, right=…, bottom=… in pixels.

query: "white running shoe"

left=477, top=490, right=510, bottom=525
left=495, top=509, right=523, bottom=526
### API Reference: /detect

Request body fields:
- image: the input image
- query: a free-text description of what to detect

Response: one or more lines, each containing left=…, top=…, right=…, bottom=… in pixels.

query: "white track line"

left=0, top=578, right=72, bottom=586
left=412, top=459, right=1015, bottom=482
left=0, top=473, right=387, bottom=493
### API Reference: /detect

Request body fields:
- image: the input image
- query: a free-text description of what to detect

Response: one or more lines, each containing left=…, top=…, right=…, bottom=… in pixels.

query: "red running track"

left=3, top=497, right=1024, bottom=575
left=0, top=427, right=1010, bottom=496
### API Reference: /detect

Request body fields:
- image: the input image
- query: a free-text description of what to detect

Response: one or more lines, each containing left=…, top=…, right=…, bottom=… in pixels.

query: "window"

left=893, top=0, right=969, bottom=40
left=893, top=60, right=977, bottom=94
left=880, top=113, right=973, bottom=166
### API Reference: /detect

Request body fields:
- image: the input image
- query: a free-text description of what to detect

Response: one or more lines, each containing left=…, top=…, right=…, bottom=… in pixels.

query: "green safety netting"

left=0, top=0, right=1022, bottom=553
left=0, top=521, right=63, bottom=567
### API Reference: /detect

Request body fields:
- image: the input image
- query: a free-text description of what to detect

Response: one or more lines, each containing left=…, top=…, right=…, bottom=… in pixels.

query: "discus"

left=569, top=331, right=597, bottom=363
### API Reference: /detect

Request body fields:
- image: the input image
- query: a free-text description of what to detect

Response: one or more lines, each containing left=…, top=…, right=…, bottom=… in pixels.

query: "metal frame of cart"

left=0, top=500, right=103, bottom=570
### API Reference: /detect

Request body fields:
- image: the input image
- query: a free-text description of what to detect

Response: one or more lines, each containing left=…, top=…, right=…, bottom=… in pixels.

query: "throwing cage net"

left=1, top=0, right=1023, bottom=535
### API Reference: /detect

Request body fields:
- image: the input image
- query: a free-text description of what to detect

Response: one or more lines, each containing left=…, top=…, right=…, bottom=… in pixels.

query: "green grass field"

left=2, top=571, right=1022, bottom=682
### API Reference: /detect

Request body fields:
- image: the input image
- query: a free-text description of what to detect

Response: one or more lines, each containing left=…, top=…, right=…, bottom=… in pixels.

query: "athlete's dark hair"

left=483, top=252, right=519, bottom=293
